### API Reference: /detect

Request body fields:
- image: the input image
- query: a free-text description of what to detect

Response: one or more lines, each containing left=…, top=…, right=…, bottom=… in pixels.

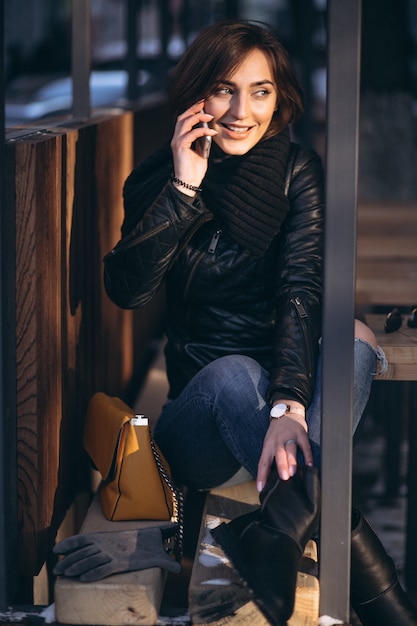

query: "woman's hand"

left=170, top=102, right=217, bottom=196
left=256, top=404, right=313, bottom=490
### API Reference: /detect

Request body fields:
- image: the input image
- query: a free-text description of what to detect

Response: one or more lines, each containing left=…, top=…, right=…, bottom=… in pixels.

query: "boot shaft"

left=350, top=508, right=397, bottom=602
left=211, top=465, right=320, bottom=626
left=259, top=465, right=320, bottom=552
left=351, top=508, right=417, bottom=626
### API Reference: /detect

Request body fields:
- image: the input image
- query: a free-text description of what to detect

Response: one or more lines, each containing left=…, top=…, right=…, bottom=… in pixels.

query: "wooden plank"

left=95, top=113, right=135, bottom=393
left=12, top=130, right=64, bottom=576
left=355, top=202, right=417, bottom=307
left=54, top=495, right=168, bottom=625
left=51, top=114, right=139, bottom=555
left=210, top=481, right=260, bottom=505
left=357, top=203, right=417, bottom=235
left=189, top=481, right=319, bottom=626
left=356, top=258, right=417, bottom=278
left=356, top=274, right=417, bottom=308
left=61, top=112, right=135, bottom=392
left=357, top=235, right=417, bottom=258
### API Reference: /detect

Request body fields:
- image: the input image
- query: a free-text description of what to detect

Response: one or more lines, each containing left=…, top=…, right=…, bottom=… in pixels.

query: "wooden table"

left=366, top=313, right=417, bottom=381
left=365, top=313, right=417, bottom=591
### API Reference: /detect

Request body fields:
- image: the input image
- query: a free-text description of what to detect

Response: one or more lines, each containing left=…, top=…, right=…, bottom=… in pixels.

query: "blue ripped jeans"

left=154, top=340, right=387, bottom=490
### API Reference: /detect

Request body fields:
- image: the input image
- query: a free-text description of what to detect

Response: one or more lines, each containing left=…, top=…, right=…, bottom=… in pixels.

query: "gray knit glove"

left=53, top=524, right=181, bottom=581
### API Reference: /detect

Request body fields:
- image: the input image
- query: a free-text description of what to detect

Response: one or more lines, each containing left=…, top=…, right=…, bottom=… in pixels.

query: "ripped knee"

left=354, top=318, right=378, bottom=350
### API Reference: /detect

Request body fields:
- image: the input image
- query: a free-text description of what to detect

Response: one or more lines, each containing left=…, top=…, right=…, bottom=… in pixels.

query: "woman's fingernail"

left=257, top=480, right=263, bottom=493
left=281, top=470, right=289, bottom=481
left=289, top=465, right=296, bottom=477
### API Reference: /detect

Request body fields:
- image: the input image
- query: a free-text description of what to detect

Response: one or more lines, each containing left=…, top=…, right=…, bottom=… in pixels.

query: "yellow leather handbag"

left=83, top=392, right=180, bottom=523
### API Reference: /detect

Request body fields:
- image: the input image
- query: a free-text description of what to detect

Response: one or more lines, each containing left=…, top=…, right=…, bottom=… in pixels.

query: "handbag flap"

left=83, top=392, right=136, bottom=480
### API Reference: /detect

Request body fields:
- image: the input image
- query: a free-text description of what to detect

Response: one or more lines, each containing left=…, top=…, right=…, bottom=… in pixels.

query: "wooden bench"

left=54, top=494, right=171, bottom=625
left=188, top=480, right=319, bottom=626
left=54, top=344, right=173, bottom=625
left=54, top=482, right=319, bottom=626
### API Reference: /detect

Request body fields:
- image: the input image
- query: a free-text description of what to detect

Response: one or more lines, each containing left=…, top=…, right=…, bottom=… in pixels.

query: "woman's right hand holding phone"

left=170, top=102, right=217, bottom=196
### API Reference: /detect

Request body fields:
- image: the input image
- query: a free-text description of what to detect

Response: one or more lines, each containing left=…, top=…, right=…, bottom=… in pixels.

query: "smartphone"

left=195, top=121, right=212, bottom=159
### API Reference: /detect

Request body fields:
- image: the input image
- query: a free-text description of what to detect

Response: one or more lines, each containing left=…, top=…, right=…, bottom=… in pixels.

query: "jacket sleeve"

left=267, top=145, right=324, bottom=408
left=103, top=181, right=211, bottom=309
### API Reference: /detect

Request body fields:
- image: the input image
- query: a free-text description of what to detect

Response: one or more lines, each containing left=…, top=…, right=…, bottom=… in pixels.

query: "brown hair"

left=168, top=21, right=304, bottom=136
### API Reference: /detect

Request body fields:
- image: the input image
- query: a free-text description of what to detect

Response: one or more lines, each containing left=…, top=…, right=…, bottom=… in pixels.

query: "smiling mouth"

left=222, top=124, right=253, bottom=134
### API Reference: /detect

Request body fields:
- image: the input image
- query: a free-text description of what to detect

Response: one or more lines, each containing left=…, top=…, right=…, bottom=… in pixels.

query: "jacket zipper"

left=208, top=229, right=222, bottom=253
left=105, top=212, right=214, bottom=263
left=184, top=228, right=222, bottom=300
left=291, top=296, right=313, bottom=377
left=104, top=220, right=171, bottom=258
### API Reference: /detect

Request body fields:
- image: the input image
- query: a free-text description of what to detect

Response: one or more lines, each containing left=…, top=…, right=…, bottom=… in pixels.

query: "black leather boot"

left=351, top=508, right=417, bottom=625
left=211, top=465, right=320, bottom=626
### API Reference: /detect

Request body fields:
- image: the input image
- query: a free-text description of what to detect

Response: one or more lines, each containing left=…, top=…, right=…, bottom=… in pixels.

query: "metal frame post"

left=0, top=0, right=19, bottom=609
left=72, top=0, right=91, bottom=119
left=320, top=0, right=362, bottom=621
left=126, top=0, right=141, bottom=102
left=0, top=0, right=6, bottom=607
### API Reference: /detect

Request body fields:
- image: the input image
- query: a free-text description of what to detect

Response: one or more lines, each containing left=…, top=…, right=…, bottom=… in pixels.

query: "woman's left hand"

left=256, top=409, right=313, bottom=490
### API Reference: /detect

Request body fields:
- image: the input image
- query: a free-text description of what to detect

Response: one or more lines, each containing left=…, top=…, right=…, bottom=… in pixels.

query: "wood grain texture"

left=356, top=202, right=417, bottom=307
left=189, top=481, right=319, bottom=626
left=14, top=131, right=64, bottom=575
left=10, top=110, right=163, bottom=578
left=96, top=113, right=135, bottom=392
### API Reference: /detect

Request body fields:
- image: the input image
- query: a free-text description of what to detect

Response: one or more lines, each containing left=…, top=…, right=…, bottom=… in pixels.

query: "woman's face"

left=204, top=49, right=278, bottom=156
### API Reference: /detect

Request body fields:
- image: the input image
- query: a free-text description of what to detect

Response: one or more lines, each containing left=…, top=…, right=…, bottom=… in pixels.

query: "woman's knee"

left=354, top=318, right=378, bottom=350
left=201, top=354, right=267, bottom=402
left=204, top=354, right=261, bottom=379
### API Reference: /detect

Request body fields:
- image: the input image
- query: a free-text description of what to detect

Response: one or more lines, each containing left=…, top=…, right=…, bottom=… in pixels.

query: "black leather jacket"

left=104, top=142, right=324, bottom=407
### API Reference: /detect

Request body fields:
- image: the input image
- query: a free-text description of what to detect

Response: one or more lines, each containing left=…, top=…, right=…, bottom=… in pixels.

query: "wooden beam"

left=12, top=130, right=64, bottom=576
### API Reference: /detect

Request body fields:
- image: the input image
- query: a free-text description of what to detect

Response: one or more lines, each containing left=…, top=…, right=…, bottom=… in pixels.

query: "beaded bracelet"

left=171, top=175, right=202, bottom=193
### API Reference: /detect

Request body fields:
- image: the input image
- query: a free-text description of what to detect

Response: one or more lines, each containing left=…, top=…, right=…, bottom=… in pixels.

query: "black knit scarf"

left=122, top=128, right=291, bottom=257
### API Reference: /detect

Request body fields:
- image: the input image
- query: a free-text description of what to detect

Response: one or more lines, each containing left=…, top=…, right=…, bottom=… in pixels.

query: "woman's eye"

left=215, top=86, right=233, bottom=96
left=253, top=89, right=271, bottom=98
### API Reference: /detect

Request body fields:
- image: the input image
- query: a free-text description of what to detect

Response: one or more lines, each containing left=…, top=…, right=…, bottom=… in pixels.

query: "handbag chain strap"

left=150, top=436, right=184, bottom=562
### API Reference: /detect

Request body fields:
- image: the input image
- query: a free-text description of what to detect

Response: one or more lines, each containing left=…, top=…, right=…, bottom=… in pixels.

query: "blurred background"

left=5, top=0, right=417, bottom=199
left=4, top=0, right=327, bottom=138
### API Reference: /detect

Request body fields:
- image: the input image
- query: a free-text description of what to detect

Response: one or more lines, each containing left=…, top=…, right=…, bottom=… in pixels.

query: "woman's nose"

left=230, top=93, right=249, bottom=119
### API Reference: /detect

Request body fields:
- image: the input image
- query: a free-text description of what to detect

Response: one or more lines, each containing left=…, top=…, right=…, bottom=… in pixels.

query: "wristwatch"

left=270, top=403, right=291, bottom=419
left=270, top=403, right=305, bottom=419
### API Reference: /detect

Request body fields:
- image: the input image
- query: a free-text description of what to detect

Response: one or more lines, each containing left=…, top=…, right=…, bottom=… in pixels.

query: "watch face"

left=270, top=403, right=288, bottom=418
